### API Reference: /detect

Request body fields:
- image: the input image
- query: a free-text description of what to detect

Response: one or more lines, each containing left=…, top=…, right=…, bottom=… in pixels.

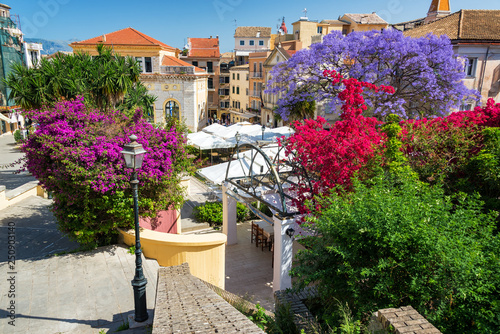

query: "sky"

left=11, top=0, right=500, bottom=53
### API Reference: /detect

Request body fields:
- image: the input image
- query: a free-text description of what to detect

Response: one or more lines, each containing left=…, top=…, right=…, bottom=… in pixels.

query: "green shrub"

left=292, top=173, right=500, bottom=333
left=13, top=129, right=22, bottom=143
left=194, top=201, right=251, bottom=226
left=194, top=202, right=223, bottom=226
left=237, top=202, right=249, bottom=222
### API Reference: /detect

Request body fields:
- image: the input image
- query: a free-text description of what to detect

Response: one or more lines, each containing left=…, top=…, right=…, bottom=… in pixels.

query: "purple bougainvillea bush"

left=267, top=29, right=479, bottom=121
left=21, top=97, right=190, bottom=246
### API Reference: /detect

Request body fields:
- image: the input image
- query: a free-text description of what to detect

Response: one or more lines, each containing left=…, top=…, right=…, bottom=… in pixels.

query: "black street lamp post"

left=121, top=135, right=148, bottom=323
left=261, top=124, right=265, bottom=140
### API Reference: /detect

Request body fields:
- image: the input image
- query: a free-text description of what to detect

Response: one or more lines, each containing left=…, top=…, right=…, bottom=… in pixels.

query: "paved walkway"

left=225, top=222, right=275, bottom=311
left=0, top=196, right=159, bottom=333
left=0, top=134, right=36, bottom=191
left=180, top=176, right=213, bottom=232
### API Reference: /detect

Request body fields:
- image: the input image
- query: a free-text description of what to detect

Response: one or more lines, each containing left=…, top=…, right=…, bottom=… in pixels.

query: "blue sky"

left=12, top=0, right=500, bottom=53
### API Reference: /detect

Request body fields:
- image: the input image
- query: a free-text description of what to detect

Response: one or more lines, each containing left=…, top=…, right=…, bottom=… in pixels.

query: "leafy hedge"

left=292, top=173, right=500, bottom=333
left=194, top=202, right=250, bottom=226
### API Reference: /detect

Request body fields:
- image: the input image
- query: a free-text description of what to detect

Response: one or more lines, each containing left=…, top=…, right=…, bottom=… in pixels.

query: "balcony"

left=250, top=90, right=262, bottom=98
left=251, top=72, right=263, bottom=78
left=161, top=66, right=195, bottom=75
left=311, top=34, right=324, bottom=45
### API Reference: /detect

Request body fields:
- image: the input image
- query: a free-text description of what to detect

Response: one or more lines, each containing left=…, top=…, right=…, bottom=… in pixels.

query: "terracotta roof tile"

left=234, top=27, right=272, bottom=38
left=71, top=27, right=176, bottom=51
left=188, top=37, right=220, bottom=58
left=343, top=13, right=387, bottom=25
left=404, top=10, right=500, bottom=41
left=161, top=55, right=205, bottom=72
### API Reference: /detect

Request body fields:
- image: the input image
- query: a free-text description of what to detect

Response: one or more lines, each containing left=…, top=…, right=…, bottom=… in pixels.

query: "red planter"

left=139, top=209, right=178, bottom=234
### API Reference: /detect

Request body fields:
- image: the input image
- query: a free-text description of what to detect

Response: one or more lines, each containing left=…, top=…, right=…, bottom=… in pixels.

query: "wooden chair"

left=251, top=222, right=259, bottom=244
left=256, top=226, right=268, bottom=250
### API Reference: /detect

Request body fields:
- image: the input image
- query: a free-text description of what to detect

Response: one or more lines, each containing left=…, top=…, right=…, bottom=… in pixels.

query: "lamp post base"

left=127, top=310, right=153, bottom=329
left=132, top=277, right=149, bottom=322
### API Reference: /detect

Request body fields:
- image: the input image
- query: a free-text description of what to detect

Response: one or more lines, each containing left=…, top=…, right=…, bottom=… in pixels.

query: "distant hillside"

left=24, top=38, right=79, bottom=55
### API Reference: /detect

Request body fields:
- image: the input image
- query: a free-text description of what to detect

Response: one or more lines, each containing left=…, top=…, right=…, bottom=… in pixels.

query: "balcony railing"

left=251, top=71, right=263, bottom=78
left=161, top=66, right=195, bottom=75
left=250, top=90, right=262, bottom=97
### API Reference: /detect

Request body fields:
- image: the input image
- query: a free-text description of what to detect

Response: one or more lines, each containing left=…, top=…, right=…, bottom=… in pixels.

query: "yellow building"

left=292, top=13, right=388, bottom=49
left=339, top=13, right=389, bottom=33
left=70, top=28, right=209, bottom=132
left=228, top=64, right=254, bottom=123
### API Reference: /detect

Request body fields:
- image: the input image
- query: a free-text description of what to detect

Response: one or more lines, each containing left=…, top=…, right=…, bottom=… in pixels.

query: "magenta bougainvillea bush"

left=21, top=97, right=189, bottom=246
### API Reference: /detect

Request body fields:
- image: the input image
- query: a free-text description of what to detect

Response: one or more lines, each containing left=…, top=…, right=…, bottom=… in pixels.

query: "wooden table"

left=252, top=220, right=274, bottom=251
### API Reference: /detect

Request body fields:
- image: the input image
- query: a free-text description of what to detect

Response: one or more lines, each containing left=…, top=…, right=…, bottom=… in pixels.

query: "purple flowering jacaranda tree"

left=266, top=29, right=479, bottom=121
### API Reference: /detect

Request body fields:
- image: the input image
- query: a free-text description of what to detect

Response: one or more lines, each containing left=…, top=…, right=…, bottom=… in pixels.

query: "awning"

left=235, top=50, right=251, bottom=57
left=0, top=113, right=13, bottom=123
left=229, top=110, right=260, bottom=119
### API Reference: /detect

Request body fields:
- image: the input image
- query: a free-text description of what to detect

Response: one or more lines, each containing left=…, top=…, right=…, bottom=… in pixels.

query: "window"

left=165, top=100, right=180, bottom=120
left=317, top=26, right=323, bottom=34
left=237, top=87, right=240, bottom=94
left=237, top=73, right=240, bottom=80
left=253, top=63, right=257, bottom=73
left=192, top=61, right=198, bottom=67
left=259, top=40, right=264, bottom=46
left=461, top=102, right=474, bottom=111
left=208, top=78, right=213, bottom=89
left=207, top=61, right=213, bottom=73
left=240, top=40, right=245, bottom=46
left=232, top=73, right=235, bottom=80
left=259, top=62, right=262, bottom=73
left=30, top=51, right=39, bottom=66
left=246, top=88, right=248, bottom=95
left=232, top=86, right=235, bottom=94
left=220, top=76, right=229, bottom=84
left=465, top=58, right=477, bottom=77
left=145, top=57, right=153, bottom=73
left=249, top=40, right=255, bottom=46
left=246, top=74, right=249, bottom=80
left=136, top=57, right=143, bottom=72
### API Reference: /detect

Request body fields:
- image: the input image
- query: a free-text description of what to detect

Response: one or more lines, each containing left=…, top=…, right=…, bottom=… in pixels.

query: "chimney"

left=210, top=35, right=212, bottom=39
left=102, top=34, right=106, bottom=42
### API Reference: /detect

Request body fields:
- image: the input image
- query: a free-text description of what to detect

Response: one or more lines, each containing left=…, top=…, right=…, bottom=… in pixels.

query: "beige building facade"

left=70, top=28, right=208, bottom=132
left=229, top=64, right=253, bottom=123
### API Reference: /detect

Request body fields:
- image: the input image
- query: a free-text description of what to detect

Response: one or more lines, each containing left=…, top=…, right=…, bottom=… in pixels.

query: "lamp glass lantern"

left=121, top=135, right=146, bottom=170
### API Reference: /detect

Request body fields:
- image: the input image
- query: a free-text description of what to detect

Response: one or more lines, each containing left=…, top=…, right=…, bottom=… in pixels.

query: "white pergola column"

left=273, top=215, right=296, bottom=292
left=222, top=182, right=238, bottom=245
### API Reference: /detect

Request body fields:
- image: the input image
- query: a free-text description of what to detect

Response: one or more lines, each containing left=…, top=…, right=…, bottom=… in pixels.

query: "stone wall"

left=153, top=263, right=264, bottom=334
left=371, top=306, right=441, bottom=334
left=275, top=288, right=442, bottom=334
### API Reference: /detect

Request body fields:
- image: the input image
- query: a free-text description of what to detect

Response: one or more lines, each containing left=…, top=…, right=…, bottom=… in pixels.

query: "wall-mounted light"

left=286, top=227, right=295, bottom=238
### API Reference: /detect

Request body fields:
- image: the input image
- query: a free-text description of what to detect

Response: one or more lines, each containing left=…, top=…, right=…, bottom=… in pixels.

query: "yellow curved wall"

left=119, top=228, right=226, bottom=288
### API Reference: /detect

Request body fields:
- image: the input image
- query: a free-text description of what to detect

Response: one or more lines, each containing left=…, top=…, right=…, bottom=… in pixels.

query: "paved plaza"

left=0, top=133, right=277, bottom=333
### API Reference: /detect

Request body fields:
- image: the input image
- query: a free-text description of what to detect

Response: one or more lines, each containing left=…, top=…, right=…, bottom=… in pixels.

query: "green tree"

left=5, top=45, right=153, bottom=114
left=292, top=174, right=500, bottom=333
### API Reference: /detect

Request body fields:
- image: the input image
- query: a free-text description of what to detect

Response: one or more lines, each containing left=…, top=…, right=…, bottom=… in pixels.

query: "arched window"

left=165, top=100, right=180, bottom=120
